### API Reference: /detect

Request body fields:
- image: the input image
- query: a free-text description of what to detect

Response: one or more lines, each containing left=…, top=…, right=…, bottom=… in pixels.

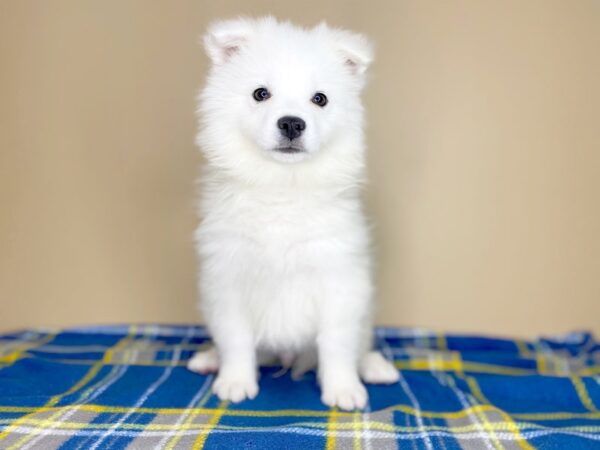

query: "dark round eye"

left=311, top=92, right=328, bottom=107
left=253, top=87, right=271, bottom=102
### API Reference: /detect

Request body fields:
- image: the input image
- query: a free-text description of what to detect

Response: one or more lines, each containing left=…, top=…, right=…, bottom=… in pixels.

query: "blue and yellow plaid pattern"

left=0, top=325, right=599, bottom=449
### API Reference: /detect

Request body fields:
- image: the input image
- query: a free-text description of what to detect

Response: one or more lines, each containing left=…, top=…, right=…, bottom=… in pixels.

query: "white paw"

left=321, top=378, right=368, bottom=411
left=359, top=351, right=399, bottom=384
left=187, top=347, right=219, bottom=374
left=213, top=373, right=258, bottom=403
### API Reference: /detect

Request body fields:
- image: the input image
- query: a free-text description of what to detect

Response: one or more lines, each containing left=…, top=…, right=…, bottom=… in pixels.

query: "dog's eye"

left=311, top=92, right=328, bottom=107
left=253, top=87, right=271, bottom=102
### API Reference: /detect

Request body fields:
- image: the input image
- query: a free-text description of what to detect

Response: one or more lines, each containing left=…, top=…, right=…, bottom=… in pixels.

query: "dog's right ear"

left=203, top=18, right=252, bottom=65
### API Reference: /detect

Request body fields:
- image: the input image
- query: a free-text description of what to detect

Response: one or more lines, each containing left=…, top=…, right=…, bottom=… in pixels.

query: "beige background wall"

left=1, top=1, right=599, bottom=337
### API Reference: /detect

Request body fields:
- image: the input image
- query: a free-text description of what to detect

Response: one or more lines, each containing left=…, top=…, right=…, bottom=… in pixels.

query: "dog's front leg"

left=317, top=273, right=370, bottom=411
left=318, top=325, right=368, bottom=411
left=209, top=303, right=258, bottom=403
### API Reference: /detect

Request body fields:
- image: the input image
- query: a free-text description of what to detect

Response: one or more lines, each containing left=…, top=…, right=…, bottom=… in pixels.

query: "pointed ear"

left=203, top=18, right=253, bottom=65
left=317, top=23, right=374, bottom=77
left=338, top=31, right=373, bottom=76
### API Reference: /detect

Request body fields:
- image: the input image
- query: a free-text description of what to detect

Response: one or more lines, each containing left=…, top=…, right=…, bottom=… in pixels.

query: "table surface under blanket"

left=0, top=325, right=599, bottom=449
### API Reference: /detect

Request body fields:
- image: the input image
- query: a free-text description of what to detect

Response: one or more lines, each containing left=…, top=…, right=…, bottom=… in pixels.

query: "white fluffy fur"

left=188, top=17, right=398, bottom=411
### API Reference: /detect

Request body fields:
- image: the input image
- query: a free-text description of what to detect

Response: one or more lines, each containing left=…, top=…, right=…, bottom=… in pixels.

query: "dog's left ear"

left=203, top=18, right=253, bottom=65
left=317, top=23, right=374, bottom=78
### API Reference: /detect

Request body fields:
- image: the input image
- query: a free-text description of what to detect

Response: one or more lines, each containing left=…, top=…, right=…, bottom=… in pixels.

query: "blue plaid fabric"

left=0, top=325, right=598, bottom=449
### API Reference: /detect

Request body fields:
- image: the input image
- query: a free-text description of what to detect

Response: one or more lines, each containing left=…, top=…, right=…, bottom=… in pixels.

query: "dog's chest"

left=201, top=188, right=358, bottom=349
left=219, top=200, right=325, bottom=350
left=210, top=187, right=347, bottom=242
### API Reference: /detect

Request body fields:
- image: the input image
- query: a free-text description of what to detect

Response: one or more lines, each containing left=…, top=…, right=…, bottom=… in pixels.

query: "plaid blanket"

left=0, top=325, right=598, bottom=449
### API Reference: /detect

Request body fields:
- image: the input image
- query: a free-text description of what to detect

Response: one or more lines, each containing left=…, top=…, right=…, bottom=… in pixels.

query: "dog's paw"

left=321, top=378, right=368, bottom=411
left=359, top=351, right=399, bottom=384
left=187, top=347, right=219, bottom=374
left=213, top=373, right=258, bottom=403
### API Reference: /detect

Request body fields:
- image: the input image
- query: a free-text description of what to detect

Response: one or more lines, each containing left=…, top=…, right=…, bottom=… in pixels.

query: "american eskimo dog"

left=187, top=17, right=398, bottom=411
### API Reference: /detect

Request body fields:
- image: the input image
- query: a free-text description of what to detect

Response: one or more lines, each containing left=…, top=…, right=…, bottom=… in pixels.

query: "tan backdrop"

left=1, top=0, right=599, bottom=337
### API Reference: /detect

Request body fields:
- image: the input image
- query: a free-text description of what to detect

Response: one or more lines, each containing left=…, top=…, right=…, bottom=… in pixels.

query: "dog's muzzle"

left=274, top=116, right=306, bottom=154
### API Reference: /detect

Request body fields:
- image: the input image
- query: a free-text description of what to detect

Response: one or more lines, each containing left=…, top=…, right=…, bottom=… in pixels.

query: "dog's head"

left=198, top=17, right=373, bottom=178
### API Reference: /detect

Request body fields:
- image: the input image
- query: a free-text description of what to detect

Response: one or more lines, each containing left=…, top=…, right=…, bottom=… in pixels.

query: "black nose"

left=277, top=116, right=306, bottom=140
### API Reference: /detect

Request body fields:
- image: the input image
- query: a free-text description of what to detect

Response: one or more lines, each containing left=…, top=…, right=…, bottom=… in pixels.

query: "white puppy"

left=187, top=17, right=398, bottom=411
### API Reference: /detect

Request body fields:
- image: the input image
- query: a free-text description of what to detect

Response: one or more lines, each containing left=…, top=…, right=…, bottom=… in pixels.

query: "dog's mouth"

left=273, top=144, right=305, bottom=154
